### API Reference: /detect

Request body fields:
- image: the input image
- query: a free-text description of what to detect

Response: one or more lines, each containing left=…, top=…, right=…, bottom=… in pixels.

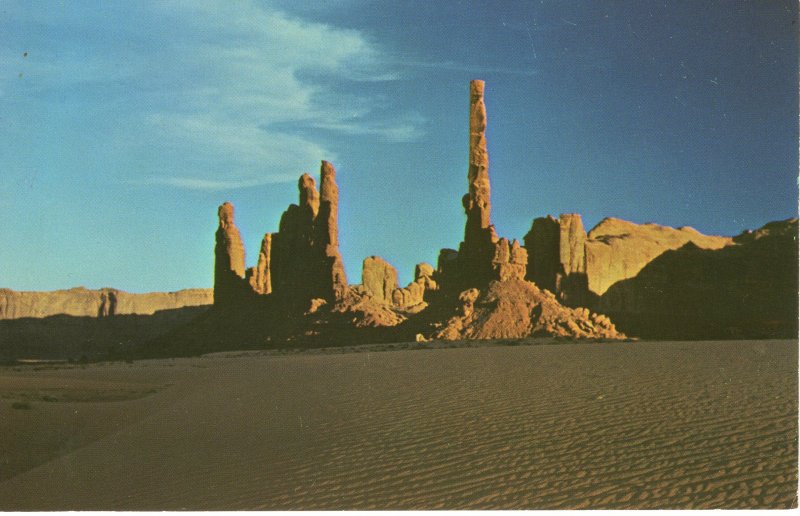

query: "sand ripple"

left=0, top=340, right=795, bottom=509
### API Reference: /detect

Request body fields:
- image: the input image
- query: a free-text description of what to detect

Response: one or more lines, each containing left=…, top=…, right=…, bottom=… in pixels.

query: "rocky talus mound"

left=433, top=279, right=622, bottom=341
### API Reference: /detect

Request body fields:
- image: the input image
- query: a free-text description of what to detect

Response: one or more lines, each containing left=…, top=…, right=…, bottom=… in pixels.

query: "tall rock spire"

left=247, top=233, right=272, bottom=295
left=464, top=79, right=492, bottom=238
left=319, top=160, right=340, bottom=249
left=453, top=80, right=499, bottom=287
left=214, top=202, right=246, bottom=306
left=318, top=160, right=348, bottom=300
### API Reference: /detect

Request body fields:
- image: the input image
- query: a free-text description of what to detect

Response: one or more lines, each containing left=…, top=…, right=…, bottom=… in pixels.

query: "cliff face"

left=596, top=218, right=798, bottom=339
left=524, top=214, right=588, bottom=306
left=524, top=215, right=733, bottom=301
left=0, top=288, right=213, bottom=320
left=521, top=213, right=796, bottom=339
left=584, top=218, right=732, bottom=296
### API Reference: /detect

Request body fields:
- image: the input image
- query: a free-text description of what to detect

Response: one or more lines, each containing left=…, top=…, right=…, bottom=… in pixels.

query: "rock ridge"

left=0, top=288, right=213, bottom=320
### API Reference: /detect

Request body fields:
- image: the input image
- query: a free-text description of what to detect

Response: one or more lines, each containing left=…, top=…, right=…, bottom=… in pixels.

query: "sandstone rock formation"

left=436, top=249, right=459, bottom=279
left=525, top=215, right=734, bottom=304
left=332, top=288, right=406, bottom=328
left=392, top=281, right=426, bottom=310
left=492, top=238, right=528, bottom=281
left=99, top=290, right=117, bottom=317
left=453, top=79, right=501, bottom=287
left=357, top=257, right=437, bottom=312
left=318, top=161, right=349, bottom=301
left=408, top=81, right=623, bottom=341
left=733, top=218, right=798, bottom=244
left=246, top=233, right=272, bottom=295
left=524, top=214, right=588, bottom=305
left=390, top=262, right=439, bottom=310
left=521, top=213, right=797, bottom=339
left=214, top=202, right=247, bottom=306
left=596, top=218, right=798, bottom=339
left=433, top=80, right=530, bottom=290
left=584, top=218, right=732, bottom=296
left=269, top=161, right=348, bottom=308
left=415, top=263, right=435, bottom=285
left=361, top=256, right=398, bottom=304
left=433, top=279, right=623, bottom=341
left=179, top=80, right=793, bottom=348
left=0, top=287, right=213, bottom=320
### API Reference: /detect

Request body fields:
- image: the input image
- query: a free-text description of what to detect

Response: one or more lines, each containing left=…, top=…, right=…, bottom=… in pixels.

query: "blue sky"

left=1, top=0, right=797, bottom=292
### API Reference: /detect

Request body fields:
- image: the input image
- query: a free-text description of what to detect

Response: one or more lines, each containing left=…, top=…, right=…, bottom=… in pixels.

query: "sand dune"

left=0, top=340, right=796, bottom=509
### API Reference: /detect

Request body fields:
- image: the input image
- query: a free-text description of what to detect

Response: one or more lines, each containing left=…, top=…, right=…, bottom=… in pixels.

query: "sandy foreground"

left=0, top=339, right=795, bottom=509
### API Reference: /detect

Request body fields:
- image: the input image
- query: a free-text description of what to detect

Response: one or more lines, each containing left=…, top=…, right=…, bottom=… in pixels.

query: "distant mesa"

left=0, top=287, right=212, bottom=320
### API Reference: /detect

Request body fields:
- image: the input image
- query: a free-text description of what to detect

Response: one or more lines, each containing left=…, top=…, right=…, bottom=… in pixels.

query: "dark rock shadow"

left=0, top=306, right=211, bottom=363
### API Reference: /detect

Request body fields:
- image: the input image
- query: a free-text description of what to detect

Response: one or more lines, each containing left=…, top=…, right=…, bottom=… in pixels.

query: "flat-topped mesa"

left=214, top=202, right=247, bottom=306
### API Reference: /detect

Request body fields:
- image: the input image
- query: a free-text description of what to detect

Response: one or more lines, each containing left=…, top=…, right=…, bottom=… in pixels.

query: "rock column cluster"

left=492, top=238, right=528, bottom=281
left=523, top=214, right=588, bottom=304
left=270, top=161, right=348, bottom=307
left=213, top=161, right=348, bottom=310
left=360, top=258, right=438, bottom=310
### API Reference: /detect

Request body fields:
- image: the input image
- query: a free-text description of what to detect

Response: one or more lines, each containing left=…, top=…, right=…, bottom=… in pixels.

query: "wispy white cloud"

left=397, top=59, right=538, bottom=77
left=1, top=0, right=424, bottom=191
left=307, top=111, right=428, bottom=143
left=141, top=174, right=301, bottom=191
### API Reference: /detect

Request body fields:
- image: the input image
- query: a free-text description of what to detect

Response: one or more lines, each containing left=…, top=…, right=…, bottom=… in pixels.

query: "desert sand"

left=0, top=339, right=795, bottom=510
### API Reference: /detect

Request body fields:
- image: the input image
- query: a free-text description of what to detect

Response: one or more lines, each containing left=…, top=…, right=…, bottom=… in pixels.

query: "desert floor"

left=0, top=339, right=796, bottom=509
